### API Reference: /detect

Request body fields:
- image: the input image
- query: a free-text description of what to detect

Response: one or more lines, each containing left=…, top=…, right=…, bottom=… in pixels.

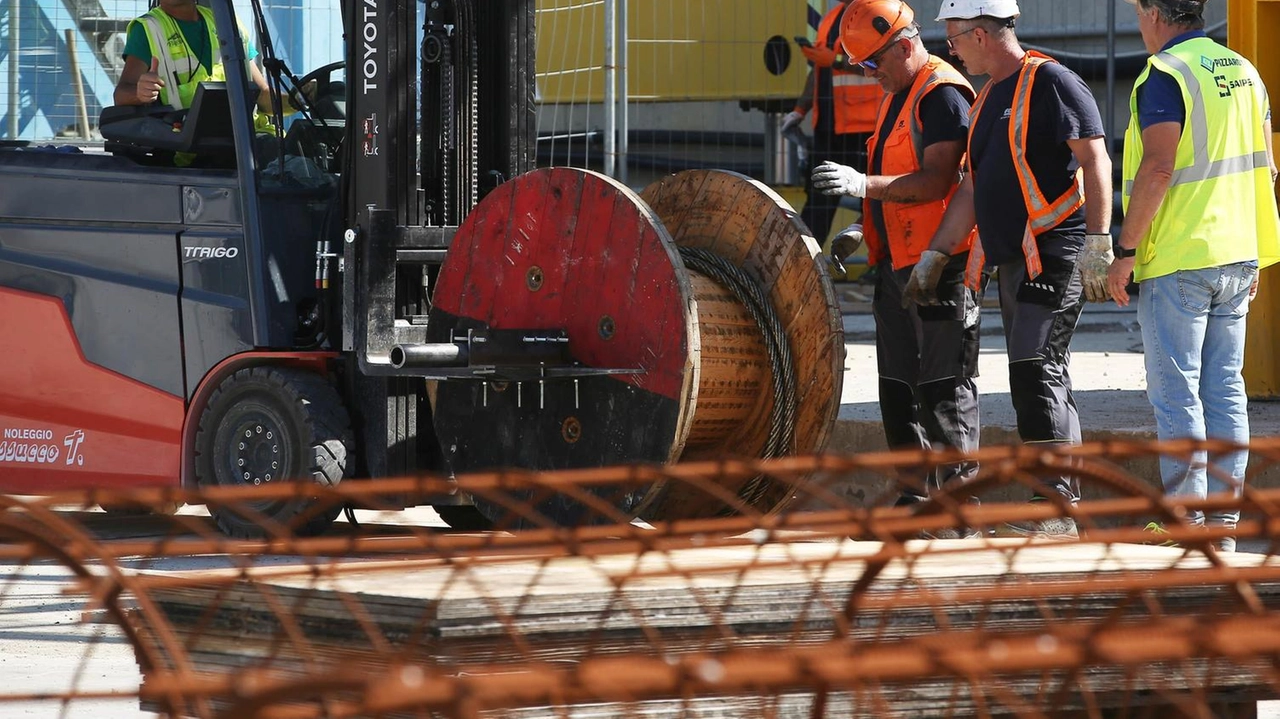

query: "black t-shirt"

left=814, top=3, right=852, bottom=137
left=968, top=61, right=1104, bottom=264
left=867, top=82, right=973, bottom=260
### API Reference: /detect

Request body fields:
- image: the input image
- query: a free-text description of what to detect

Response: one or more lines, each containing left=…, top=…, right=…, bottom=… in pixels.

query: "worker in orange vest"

left=903, top=0, right=1115, bottom=539
left=810, top=0, right=980, bottom=536
left=781, top=0, right=883, bottom=248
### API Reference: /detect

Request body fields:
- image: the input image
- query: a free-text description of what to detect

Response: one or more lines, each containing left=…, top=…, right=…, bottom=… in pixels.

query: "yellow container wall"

left=536, top=0, right=811, bottom=103
left=1232, top=0, right=1280, bottom=397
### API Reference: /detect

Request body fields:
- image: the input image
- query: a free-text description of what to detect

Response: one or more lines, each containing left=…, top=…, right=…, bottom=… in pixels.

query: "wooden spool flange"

left=640, top=169, right=844, bottom=520
left=428, top=168, right=843, bottom=527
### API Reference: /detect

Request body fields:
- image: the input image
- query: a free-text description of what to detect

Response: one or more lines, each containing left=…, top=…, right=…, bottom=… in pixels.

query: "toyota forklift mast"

left=334, top=0, right=845, bottom=527
left=338, top=0, right=537, bottom=478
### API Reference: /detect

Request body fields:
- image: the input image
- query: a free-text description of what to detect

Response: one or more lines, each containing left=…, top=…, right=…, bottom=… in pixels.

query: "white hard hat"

left=935, top=0, right=1020, bottom=20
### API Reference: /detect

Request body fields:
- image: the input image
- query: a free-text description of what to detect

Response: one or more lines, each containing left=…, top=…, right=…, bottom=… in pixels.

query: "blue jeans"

left=1137, top=262, right=1256, bottom=527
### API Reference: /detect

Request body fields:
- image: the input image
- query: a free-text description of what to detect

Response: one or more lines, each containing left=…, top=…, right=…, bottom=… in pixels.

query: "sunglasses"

left=859, top=27, right=921, bottom=71
left=858, top=40, right=898, bottom=72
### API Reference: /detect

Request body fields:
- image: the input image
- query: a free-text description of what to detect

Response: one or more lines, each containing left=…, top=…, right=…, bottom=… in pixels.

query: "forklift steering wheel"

left=291, top=61, right=346, bottom=121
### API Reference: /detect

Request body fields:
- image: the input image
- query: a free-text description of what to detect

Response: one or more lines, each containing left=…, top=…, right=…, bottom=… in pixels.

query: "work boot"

left=895, top=492, right=983, bottom=540
left=893, top=492, right=928, bottom=508
left=1206, top=521, right=1237, bottom=553
left=917, top=526, right=983, bottom=540
left=998, top=498, right=1079, bottom=540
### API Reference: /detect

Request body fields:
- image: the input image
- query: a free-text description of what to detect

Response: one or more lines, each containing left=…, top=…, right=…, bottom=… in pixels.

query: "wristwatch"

left=1115, top=245, right=1137, bottom=259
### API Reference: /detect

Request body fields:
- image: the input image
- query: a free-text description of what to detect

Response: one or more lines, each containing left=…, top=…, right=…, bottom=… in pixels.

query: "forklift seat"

left=100, top=82, right=236, bottom=165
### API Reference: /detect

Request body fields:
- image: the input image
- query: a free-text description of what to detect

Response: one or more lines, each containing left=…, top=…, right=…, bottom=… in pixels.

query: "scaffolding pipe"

left=617, top=0, right=628, bottom=184
left=603, top=0, right=616, bottom=178
left=8, top=0, right=18, bottom=139
left=64, top=30, right=90, bottom=140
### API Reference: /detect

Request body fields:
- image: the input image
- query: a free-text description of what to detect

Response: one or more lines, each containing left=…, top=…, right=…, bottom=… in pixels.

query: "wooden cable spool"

left=427, top=168, right=843, bottom=527
left=640, top=170, right=845, bottom=520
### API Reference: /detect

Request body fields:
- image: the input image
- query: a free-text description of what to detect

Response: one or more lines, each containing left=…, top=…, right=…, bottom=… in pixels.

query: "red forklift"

left=0, top=0, right=844, bottom=536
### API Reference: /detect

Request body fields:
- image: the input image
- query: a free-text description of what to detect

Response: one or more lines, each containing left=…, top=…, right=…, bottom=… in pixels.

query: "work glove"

left=800, top=43, right=838, bottom=68
left=1079, top=233, right=1115, bottom=303
left=812, top=161, right=867, bottom=198
left=831, top=224, right=863, bottom=264
left=827, top=223, right=863, bottom=279
left=781, top=110, right=811, bottom=161
left=780, top=110, right=805, bottom=134
left=902, top=250, right=949, bottom=308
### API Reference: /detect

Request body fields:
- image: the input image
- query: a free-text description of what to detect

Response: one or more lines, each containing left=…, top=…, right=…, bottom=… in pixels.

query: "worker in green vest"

left=1107, top=0, right=1280, bottom=553
left=113, top=0, right=273, bottom=118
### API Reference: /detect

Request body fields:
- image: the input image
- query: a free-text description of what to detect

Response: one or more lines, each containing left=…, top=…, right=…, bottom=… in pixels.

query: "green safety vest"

left=129, top=7, right=272, bottom=135
left=1122, top=36, right=1280, bottom=283
left=129, top=6, right=227, bottom=111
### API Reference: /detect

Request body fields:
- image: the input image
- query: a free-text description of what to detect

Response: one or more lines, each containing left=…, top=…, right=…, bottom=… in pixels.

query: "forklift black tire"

left=434, top=505, right=494, bottom=532
left=194, top=366, right=353, bottom=539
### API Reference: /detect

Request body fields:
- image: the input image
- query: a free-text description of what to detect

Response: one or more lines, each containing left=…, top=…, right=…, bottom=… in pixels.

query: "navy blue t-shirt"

left=867, top=83, right=973, bottom=260
left=1136, top=31, right=1204, bottom=131
left=969, top=61, right=1105, bottom=265
left=1135, top=31, right=1271, bottom=130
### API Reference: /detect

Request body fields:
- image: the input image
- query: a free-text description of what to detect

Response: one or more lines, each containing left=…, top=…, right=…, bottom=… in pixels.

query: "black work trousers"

left=801, top=130, right=870, bottom=244
left=874, top=254, right=983, bottom=503
left=996, top=248, right=1087, bottom=502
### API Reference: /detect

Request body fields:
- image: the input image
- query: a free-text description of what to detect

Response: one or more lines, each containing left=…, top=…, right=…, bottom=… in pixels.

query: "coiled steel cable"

left=676, top=246, right=797, bottom=508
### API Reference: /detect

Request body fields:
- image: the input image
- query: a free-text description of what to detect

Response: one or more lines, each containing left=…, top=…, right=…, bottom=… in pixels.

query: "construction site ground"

left=10, top=280, right=1280, bottom=718
left=825, top=279, right=1280, bottom=507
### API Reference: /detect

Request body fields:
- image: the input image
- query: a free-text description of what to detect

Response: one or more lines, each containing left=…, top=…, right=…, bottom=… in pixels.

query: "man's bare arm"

left=1066, top=135, right=1113, bottom=235
left=794, top=71, right=815, bottom=115
left=865, top=139, right=966, bottom=204
left=113, top=55, right=155, bottom=106
left=1115, top=122, right=1179, bottom=251
left=1265, top=116, right=1277, bottom=186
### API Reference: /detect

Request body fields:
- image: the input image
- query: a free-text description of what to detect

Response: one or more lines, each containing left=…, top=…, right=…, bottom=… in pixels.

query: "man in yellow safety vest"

left=1106, top=0, right=1280, bottom=553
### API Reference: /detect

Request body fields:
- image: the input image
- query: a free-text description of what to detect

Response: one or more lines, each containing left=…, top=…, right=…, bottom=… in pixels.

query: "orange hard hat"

left=839, top=0, right=916, bottom=65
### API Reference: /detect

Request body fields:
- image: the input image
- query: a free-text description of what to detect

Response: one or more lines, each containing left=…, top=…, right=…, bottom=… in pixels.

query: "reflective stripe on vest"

left=133, top=6, right=225, bottom=111
left=1121, top=50, right=1270, bottom=198
left=812, top=3, right=880, bottom=134
left=863, top=55, right=975, bottom=269
left=964, top=52, right=1082, bottom=289
left=1121, top=37, right=1280, bottom=283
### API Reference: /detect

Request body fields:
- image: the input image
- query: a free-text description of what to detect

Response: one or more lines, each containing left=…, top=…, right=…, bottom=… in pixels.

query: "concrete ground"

left=823, top=282, right=1280, bottom=509
left=0, top=563, right=151, bottom=718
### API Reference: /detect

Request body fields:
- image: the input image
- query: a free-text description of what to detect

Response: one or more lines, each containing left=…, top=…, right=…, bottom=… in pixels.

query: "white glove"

left=902, top=250, right=949, bottom=307
left=780, top=110, right=805, bottom=133
left=812, top=160, right=867, bottom=198
left=1079, top=233, right=1115, bottom=303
